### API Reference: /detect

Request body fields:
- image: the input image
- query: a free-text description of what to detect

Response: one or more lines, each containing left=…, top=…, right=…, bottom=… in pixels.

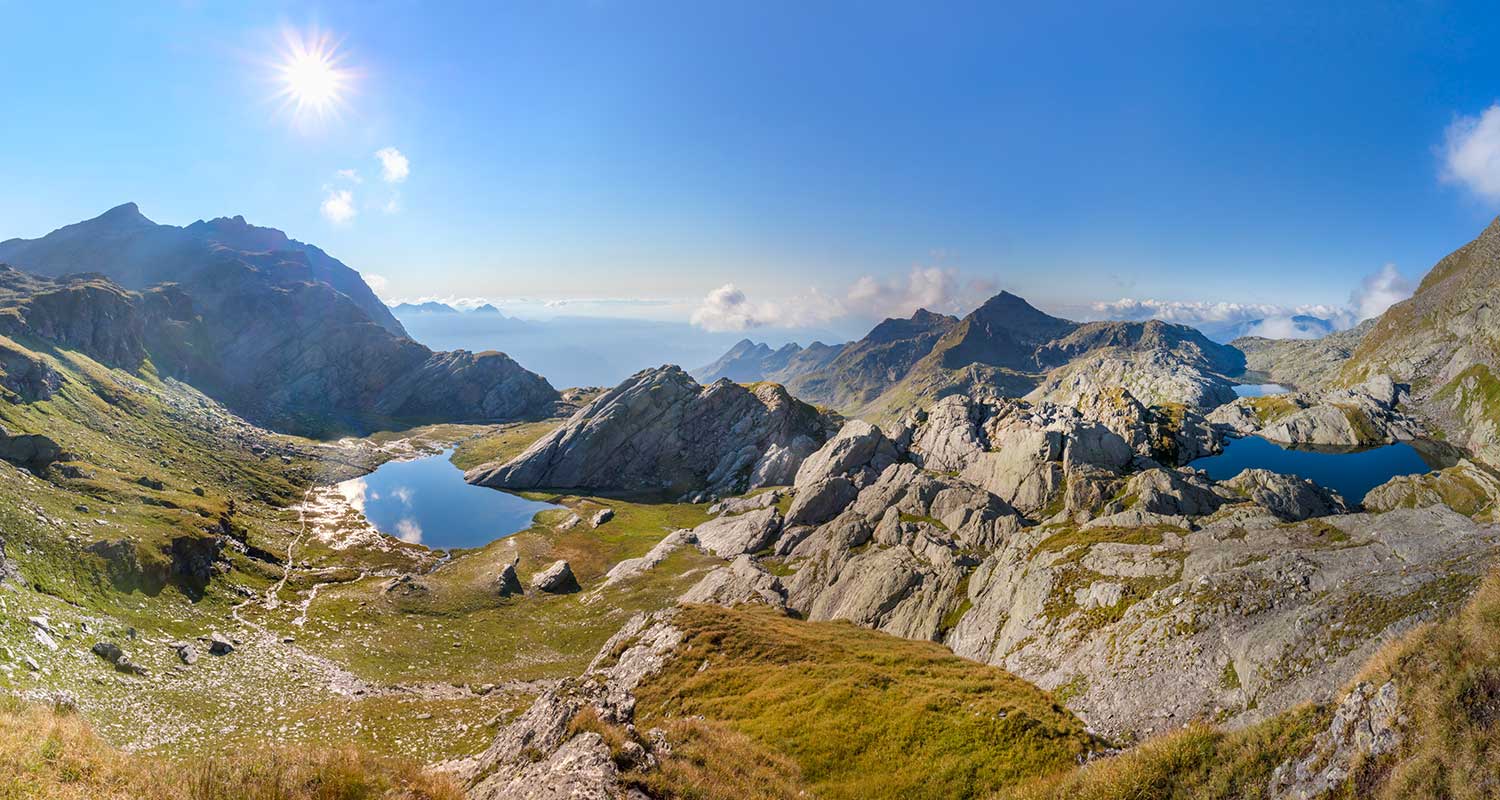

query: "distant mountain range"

left=0, top=204, right=556, bottom=435
left=390, top=300, right=510, bottom=316
left=698, top=291, right=1245, bottom=418
left=1195, top=314, right=1338, bottom=343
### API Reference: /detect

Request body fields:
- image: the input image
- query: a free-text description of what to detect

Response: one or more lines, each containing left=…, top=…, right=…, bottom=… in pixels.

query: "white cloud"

left=364, top=274, right=390, bottom=299
left=383, top=192, right=401, bottom=214
left=336, top=168, right=362, bottom=183
left=1241, top=316, right=1328, bottom=340
left=320, top=188, right=357, bottom=224
left=1349, top=263, right=1413, bottom=322
left=395, top=517, right=423, bottom=544
left=1442, top=104, right=1500, bottom=201
left=690, top=283, right=765, bottom=331
left=689, top=267, right=995, bottom=332
left=375, top=147, right=410, bottom=183
left=391, top=486, right=414, bottom=506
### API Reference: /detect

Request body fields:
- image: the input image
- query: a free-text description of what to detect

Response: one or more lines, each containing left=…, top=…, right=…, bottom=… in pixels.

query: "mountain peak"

left=93, top=202, right=151, bottom=227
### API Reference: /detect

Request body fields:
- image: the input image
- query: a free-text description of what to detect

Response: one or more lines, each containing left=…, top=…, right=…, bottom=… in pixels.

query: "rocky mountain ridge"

left=701, top=291, right=1248, bottom=421
left=467, top=365, right=838, bottom=497
left=0, top=205, right=561, bottom=436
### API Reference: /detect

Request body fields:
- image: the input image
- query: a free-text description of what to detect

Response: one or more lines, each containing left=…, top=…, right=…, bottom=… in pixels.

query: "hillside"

left=1335, top=216, right=1500, bottom=464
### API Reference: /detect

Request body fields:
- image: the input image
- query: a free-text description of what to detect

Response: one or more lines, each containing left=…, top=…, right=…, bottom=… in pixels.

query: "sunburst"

left=270, top=27, right=353, bottom=121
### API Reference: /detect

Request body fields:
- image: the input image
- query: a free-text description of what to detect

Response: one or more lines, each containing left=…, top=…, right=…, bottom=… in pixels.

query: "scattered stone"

left=590, top=508, right=614, bottom=527
left=172, top=641, right=198, bottom=665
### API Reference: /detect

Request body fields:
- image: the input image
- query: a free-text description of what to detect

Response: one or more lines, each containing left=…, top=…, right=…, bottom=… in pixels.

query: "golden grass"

left=634, top=604, right=1099, bottom=800
left=0, top=696, right=463, bottom=800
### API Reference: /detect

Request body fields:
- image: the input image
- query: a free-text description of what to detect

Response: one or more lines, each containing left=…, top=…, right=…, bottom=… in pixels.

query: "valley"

left=3, top=204, right=1500, bottom=800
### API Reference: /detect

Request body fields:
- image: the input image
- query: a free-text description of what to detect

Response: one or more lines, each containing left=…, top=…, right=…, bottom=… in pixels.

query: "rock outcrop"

left=1268, top=681, right=1402, bottom=800
left=0, top=424, right=62, bottom=473
left=467, top=366, right=837, bottom=497
left=1207, top=376, right=1423, bottom=449
left=458, top=611, right=685, bottom=799
left=620, top=385, right=1495, bottom=743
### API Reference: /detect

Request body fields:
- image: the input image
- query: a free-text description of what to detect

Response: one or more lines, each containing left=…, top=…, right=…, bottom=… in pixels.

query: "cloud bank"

left=1090, top=264, right=1414, bottom=340
left=689, top=267, right=996, bottom=332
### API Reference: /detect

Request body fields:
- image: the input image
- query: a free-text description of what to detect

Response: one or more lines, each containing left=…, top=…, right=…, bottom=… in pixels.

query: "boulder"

left=208, top=632, right=234, bottom=656
left=531, top=560, right=579, bottom=594
left=691, top=508, right=782, bottom=557
left=589, top=508, right=614, bottom=528
left=0, top=424, right=62, bottom=472
left=495, top=558, right=523, bottom=597
left=171, top=641, right=198, bottom=665
left=90, top=641, right=124, bottom=664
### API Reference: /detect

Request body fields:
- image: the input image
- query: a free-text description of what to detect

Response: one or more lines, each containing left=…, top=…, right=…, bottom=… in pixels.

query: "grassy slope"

left=0, top=336, right=721, bottom=768
left=631, top=604, right=1101, bottom=800
left=0, top=695, right=461, bottom=800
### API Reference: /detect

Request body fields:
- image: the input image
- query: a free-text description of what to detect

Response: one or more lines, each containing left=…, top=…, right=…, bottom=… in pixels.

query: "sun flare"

left=271, top=27, right=352, bottom=120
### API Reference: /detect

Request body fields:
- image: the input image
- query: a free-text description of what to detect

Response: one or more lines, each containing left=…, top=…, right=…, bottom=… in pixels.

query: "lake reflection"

left=337, top=449, right=555, bottom=550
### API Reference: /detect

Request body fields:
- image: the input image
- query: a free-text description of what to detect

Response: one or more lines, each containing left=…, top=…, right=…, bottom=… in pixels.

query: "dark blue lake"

left=1233, top=383, right=1290, bottom=398
left=337, top=449, right=555, bottom=550
left=1189, top=436, right=1435, bottom=503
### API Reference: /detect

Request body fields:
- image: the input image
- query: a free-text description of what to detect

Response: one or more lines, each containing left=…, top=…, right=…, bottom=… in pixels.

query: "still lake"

left=1233, top=383, right=1290, bottom=398
left=337, top=449, right=555, bottom=550
left=1188, top=436, right=1438, bottom=502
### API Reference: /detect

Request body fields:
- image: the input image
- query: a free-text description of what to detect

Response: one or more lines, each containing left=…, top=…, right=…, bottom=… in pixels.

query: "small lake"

left=336, top=449, right=555, bottom=550
left=1233, top=383, right=1290, bottom=398
left=1189, top=436, right=1439, bottom=503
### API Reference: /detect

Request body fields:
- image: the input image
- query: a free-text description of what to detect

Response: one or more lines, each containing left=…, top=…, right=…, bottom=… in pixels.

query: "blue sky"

left=4, top=1, right=1500, bottom=337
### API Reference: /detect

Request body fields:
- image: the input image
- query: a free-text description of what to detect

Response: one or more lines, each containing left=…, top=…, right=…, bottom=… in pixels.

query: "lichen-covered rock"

left=1224, top=468, right=1348, bottom=521
left=1362, top=459, right=1500, bottom=518
left=468, top=366, right=835, bottom=496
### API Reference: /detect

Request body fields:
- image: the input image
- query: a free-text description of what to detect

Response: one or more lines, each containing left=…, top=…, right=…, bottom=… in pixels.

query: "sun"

left=271, top=27, right=352, bottom=120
